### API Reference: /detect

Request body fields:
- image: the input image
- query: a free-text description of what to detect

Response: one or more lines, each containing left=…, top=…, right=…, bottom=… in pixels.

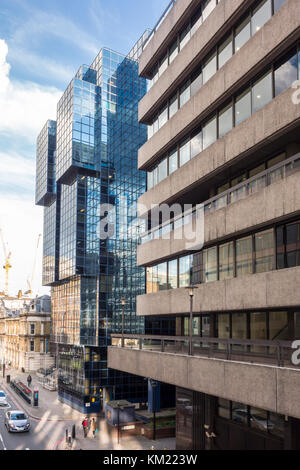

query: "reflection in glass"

left=179, top=255, right=193, bottom=287
left=255, top=229, right=274, bottom=273
left=232, top=402, right=247, bottom=425
left=218, top=104, right=233, bottom=138
left=203, top=247, right=217, bottom=283
left=235, top=16, right=251, bottom=52
left=169, top=94, right=178, bottom=119
left=180, top=81, right=191, bottom=108
left=180, top=139, right=191, bottom=166
left=169, top=148, right=178, bottom=174
left=251, top=0, right=272, bottom=34
left=219, top=242, right=234, bottom=280
left=203, top=117, right=217, bottom=150
left=168, top=259, right=178, bottom=290
left=157, top=263, right=167, bottom=291
left=275, top=50, right=298, bottom=97
left=235, top=88, right=251, bottom=126
left=203, top=52, right=217, bottom=84
left=252, top=71, right=273, bottom=113
left=191, top=129, right=202, bottom=158
left=218, top=36, right=232, bottom=69
left=218, top=398, right=231, bottom=419
left=236, top=236, right=253, bottom=276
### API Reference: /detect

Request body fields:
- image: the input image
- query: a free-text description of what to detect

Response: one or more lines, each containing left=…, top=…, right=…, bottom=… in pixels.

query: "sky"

left=0, top=0, right=170, bottom=297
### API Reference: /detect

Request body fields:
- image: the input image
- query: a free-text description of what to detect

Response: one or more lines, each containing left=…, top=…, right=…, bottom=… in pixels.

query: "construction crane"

left=25, top=233, right=41, bottom=296
left=0, top=228, right=12, bottom=296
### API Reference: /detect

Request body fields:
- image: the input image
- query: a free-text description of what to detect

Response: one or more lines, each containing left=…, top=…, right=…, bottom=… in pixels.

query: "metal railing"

left=140, top=153, right=300, bottom=245
left=111, top=334, right=300, bottom=369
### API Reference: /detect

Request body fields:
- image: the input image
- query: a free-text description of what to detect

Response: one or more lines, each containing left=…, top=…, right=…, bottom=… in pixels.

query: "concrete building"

left=0, top=296, right=53, bottom=372
left=108, top=0, right=300, bottom=450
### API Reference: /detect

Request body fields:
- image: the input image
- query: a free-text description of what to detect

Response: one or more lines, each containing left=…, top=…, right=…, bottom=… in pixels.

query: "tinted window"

left=275, top=50, right=298, bottom=96
left=203, top=52, right=217, bottom=84
left=169, top=94, right=178, bottom=118
left=235, top=88, right=251, bottom=125
left=218, top=36, right=232, bottom=69
left=235, top=16, right=251, bottom=52
left=179, top=139, right=191, bottom=166
left=191, top=130, right=202, bottom=158
left=252, top=71, right=273, bottom=113
left=251, top=0, right=272, bottom=34
left=218, top=103, right=233, bottom=138
left=203, top=116, right=217, bottom=149
left=169, top=148, right=178, bottom=174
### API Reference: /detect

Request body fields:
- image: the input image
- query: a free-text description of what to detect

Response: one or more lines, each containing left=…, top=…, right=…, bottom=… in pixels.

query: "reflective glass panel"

left=169, top=148, right=178, bottom=174
left=202, top=0, right=217, bottom=21
left=203, top=52, right=217, bottom=84
left=158, top=104, right=168, bottom=129
left=251, top=0, right=272, bottom=35
left=255, top=229, right=274, bottom=273
left=275, top=50, right=298, bottom=97
left=179, top=139, right=191, bottom=166
left=274, top=0, right=287, bottom=12
left=157, top=263, right=167, bottom=291
left=180, top=81, right=191, bottom=108
left=218, top=103, right=233, bottom=138
left=203, top=247, right=217, bottom=283
left=203, top=116, right=217, bottom=149
left=168, top=259, right=178, bottom=290
left=190, top=129, right=202, bottom=158
left=158, top=158, right=168, bottom=183
left=236, top=235, right=253, bottom=276
left=179, top=255, right=193, bottom=287
left=232, top=402, right=247, bottom=425
left=235, top=88, right=251, bottom=126
left=180, top=24, right=191, bottom=50
left=169, top=94, right=178, bottom=119
left=218, top=36, right=233, bottom=69
left=169, top=40, right=178, bottom=64
left=219, top=242, right=234, bottom=280
left=252, top=71, right=273, bottom=113
left=235, top=16, right=251, bottom=52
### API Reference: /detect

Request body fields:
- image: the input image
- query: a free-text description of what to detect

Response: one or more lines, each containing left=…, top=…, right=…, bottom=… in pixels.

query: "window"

left=30, top=340, right=35, bottom=352
left=157, top=263, right=167, bottom=291
left=219, top=241, right=234, bottom=280
left=203, top=116, right=217, bottom=150
left=273, top=0, right=287, bottom=12
left=218, top=398, right=231, bottom=419
left=191, top=7, right=202, bottom=36
left=153, top=167, right=158, bottom=186
left=255, top=229, right=274, bottom=273
left=236, top=236, right=253, bottom=276
left=190, top=129, right=202, bottom=159
left=203, top=52, right=217, bottom=84
left=169, top=40, right=178, bottom=64
left=179, top=81, right=190, bottom=108
left=147, top=171, right=153, bottom=190
left=203, top=247, right=217, bottom=282
left=30, top=324, right=35, bottom=335
left=159, top=53, right=168, bottom=77
left=190, top=68, right=202, bottom=97
left=232, top=402, right=248, bottom=425
left=232, top=313, right=247, bottom=340
left=218, top=35, right=233, bottom=69
left=250, top=407, right=268, bottom=432
left=146, top=267, right=153, bottom=293
left=158, top=158, right=168, bottom=183
left=235, top=88, right=251, bottom=126
left=153, top=116, right=159, bottom=134
left=218, top=103, right=233, bottom=138
left=275, top=49, right=298, bottom=97
left=235, top=16, right=251, bottom=52
left=180, top=24, right=191, bottom=50
left=269, top=311, right=288, bottom=340
left=179, top=139, right=191, bottom=166
left=169, top=148, right=178, bottom=174
left=168, top=259, right=178, bottom=289
left=169, top=94, right=178, bottom=119
left=158, top=104, right=168, bottom=129
left=286, top=221, right=300, bottom=268
left=202, top=0, right=217, bottom=22
left=251, top=0, right=272, bottom=35
left=252, top=71, right=273, bottom=113
left=179, top=255, right=193, bottom=287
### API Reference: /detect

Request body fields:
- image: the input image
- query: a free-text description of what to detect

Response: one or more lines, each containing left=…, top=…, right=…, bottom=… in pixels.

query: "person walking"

left=27, top=374, right=32, bottom=388
left=82, top=417, right=89, bottom=438
left=91, top=418, right=98, bottom=438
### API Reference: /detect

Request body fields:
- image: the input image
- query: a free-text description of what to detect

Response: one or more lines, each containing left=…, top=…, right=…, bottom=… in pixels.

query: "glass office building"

left=36, top=35, right=150, bottom=412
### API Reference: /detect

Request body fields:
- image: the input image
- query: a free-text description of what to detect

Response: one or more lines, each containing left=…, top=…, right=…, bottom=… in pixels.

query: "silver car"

left=5, top=410, right=30, bottom=433
left=0, top=390, right=8, bottom=407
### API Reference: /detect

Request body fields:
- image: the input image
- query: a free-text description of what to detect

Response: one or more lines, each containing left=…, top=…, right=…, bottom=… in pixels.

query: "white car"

left=0, top=390, right=8, bottom=407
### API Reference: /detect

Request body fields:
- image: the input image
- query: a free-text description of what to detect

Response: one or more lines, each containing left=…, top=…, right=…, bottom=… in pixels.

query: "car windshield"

left=0, top=392, right=5, bottom=397
left=11, top=413, right=27, bottom=420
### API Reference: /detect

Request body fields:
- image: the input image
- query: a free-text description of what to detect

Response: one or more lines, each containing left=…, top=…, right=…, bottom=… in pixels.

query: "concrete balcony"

left=108, top=338, right=300, bottom=419
left=139, top=0, right=300, bottom=169
left=139, top=0, right=247, bottom=122
left=137, top=160, right=300, bottom=266
left=137, top=265, right=300, bottom=315
left=139, top=0, right=198, bottom=77
left=138, top=86, right=300, bottom=214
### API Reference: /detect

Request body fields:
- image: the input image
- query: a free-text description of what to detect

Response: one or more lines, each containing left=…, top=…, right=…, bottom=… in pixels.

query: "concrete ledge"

left=139, top=0, right=300, bottom=165
left=138, top=87, right=300, bottom=214
left=137, top=266, right=300, bottom=315
left=137, top=170, right=300, bottom=266
left=108, top=346, right=300, bottom=419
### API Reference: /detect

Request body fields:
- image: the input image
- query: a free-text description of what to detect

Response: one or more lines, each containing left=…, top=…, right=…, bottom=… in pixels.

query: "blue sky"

left=0, top=0, right=170, bottom=295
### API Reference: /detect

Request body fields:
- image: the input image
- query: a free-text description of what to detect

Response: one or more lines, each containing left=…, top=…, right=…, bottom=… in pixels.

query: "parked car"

left=0, top=390, right=8, bottom=407
left=5, top=410, right=30, bottom=433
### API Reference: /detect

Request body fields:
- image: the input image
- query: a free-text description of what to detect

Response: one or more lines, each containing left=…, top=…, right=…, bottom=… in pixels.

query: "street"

left=0, top=386, right=75, bottom=450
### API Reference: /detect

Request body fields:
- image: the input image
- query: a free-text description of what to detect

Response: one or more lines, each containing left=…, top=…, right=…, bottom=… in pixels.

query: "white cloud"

left=0, top=38, right=62, bottom=143
left=0, top=195, right=49, bottom=297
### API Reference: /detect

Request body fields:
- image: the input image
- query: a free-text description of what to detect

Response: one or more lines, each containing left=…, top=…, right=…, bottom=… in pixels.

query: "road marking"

left=0, top=432, right=7, bottom=450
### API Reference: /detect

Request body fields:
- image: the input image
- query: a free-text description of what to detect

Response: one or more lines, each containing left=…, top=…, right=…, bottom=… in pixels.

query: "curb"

left=1, top=382, right=79, bottom=422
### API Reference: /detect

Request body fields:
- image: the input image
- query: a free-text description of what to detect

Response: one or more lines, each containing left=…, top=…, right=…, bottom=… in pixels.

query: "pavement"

left=0, top=368, right=176, bottom=451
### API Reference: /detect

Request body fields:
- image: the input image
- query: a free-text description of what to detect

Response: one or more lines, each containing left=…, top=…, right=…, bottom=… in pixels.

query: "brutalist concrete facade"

left=109, top=0, right=300, bottom=450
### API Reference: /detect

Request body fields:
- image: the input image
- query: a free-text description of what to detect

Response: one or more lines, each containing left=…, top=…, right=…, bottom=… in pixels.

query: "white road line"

left=0, top=432, right=7, bottom=450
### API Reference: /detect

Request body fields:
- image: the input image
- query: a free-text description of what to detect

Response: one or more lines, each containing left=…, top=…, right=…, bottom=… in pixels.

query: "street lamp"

left=151, top=380, right=158, bottom=441
left=121, top=298, right=125, bottom=347
left=185, top=286, right=198, bottom=356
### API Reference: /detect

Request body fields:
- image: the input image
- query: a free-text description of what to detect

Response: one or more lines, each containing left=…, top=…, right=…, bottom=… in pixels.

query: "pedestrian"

left=82, top=416, right=89, bottom=438
left=27, top=374, right=32, bottom=388
left=91, top=418, right=98, bottom=438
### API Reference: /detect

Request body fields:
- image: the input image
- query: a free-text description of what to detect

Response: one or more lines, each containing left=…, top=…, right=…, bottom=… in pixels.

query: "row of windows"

left=147, top=44, right=300, bottom=190
left=147, top=0, right=287, bottom=138
left=148, top=0, right=220, bottom=89
left=146, top=220, right=300, bottom=292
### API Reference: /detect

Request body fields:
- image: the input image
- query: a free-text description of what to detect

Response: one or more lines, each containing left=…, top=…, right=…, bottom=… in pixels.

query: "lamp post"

left=151, top=380, right=158, bottom=441
left=121, top=298, right=125, bottom=347
left=186, top=286, right=198, bottom=356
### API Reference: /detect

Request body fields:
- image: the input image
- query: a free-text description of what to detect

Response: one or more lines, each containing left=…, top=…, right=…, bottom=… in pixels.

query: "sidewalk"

left=59, top=419, right=176, bottom=451
left=0, top=368, right=83, bottom=422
